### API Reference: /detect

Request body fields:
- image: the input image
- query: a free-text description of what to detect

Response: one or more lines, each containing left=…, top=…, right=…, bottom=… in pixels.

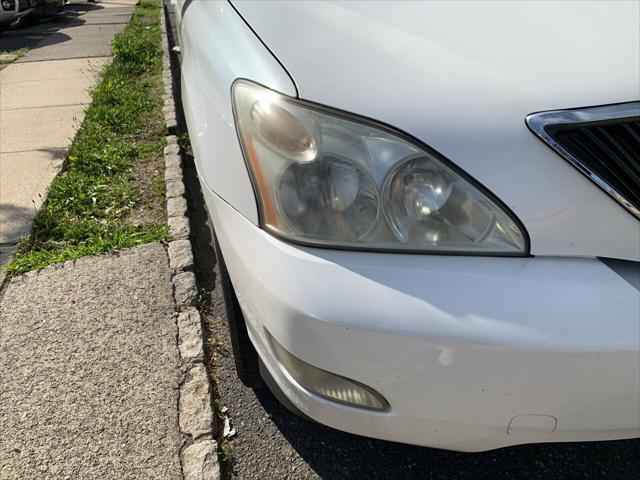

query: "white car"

left=175, top=0, right=640, bottom=452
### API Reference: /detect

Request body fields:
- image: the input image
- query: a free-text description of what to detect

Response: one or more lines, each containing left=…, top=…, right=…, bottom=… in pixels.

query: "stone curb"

left=179, top=364, right=215, bottom=439
left=182, top=440, right=221, bottom=480
left=160, top=9, right=220, bottom=479
left=178, top=308, right=206, bottom=362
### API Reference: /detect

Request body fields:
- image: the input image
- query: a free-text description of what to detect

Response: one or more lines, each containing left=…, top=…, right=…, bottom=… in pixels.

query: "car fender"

left=179, top=0, right=296, bottom=224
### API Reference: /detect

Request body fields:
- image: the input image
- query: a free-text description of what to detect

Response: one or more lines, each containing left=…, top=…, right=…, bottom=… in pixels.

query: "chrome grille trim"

left=526, top=102, right=640, bottom=220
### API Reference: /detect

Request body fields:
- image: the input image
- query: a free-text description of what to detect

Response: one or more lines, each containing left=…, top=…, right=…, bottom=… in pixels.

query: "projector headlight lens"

left=277, top=155, right=379, bottom=241
left=233, top=80, right=527, bottom=254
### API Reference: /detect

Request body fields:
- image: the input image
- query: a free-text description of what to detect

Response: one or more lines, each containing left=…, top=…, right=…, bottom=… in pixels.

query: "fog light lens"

left=268, top=333, right=389, bottom=411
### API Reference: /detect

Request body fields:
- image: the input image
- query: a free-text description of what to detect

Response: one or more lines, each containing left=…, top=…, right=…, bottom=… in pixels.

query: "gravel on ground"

left=0, top=243, right=182, bottom=479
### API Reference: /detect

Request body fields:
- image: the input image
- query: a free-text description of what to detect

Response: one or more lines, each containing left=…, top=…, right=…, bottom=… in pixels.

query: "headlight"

left=233, top=80, right=527, bottom=255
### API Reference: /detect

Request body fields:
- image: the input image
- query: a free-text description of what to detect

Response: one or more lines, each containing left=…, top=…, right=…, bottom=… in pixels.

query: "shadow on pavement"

left=65, top=2, right=105, bottom=14
left=0, top=202, right=36, bottom=245
left=0, top=1, right=103, bottom=52
left=255, top=387, right=640, bottom=479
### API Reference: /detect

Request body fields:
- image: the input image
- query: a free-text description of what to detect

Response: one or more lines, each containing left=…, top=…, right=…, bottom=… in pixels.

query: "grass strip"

left=0, top=48, right=28, bottom=70
left=6, top=0, right=169, bottom=277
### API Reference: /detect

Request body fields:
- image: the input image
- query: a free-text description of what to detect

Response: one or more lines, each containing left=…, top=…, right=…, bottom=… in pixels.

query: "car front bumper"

left=203, top=182, right=640, bottom=452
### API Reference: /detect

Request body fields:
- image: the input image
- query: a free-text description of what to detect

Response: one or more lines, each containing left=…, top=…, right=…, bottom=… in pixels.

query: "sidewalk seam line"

left=0, top=148, right=70, bottom=155
left=1, top=102, right=90, bottom=113
left=17, top=55, right=114, bottom=63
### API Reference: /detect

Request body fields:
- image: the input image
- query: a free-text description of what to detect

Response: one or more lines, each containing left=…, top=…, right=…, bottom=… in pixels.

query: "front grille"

left=527, top=102, right=640, bottom=219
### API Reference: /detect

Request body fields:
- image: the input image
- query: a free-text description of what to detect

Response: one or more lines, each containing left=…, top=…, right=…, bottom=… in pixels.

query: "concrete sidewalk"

left=0, top=243, right=183, bottom=478
left=0, top=0, right=137, bottom=266
left=0, top=5, right=220, bottom=477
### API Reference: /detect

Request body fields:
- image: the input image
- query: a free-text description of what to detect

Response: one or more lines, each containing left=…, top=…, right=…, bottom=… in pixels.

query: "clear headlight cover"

left=233, top=80, right=527, bottom=255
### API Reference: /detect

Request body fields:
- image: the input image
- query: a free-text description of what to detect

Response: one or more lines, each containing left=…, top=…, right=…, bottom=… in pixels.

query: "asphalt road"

left=166, top=4, right=640, bottom=479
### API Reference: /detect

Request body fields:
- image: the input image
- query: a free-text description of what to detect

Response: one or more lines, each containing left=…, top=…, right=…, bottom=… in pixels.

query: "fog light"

left=268, top=332, right=389, bottom=411
left=2, top=0, right=14, bottom=11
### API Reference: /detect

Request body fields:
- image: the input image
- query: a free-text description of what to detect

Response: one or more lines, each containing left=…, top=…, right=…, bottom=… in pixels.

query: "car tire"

left=214, top=234, right=264, bottom=389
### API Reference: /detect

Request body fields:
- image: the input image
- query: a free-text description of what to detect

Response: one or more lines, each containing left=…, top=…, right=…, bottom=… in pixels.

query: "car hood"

left=232, top=0, right=640, bottom=260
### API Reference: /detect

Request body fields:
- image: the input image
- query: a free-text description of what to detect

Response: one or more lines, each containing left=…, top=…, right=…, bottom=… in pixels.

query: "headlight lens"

left=233, top=80, right=527, bottom=254
left=277, top=155, right=379, bottom=241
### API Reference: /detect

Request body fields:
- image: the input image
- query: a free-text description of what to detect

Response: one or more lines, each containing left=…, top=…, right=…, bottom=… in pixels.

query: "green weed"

left=219, top=443, right=234, bottom=465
